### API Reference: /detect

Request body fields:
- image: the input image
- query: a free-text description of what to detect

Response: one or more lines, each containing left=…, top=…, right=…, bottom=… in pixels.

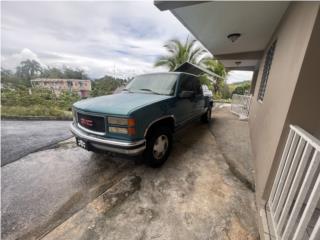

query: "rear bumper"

left=70, top=123, right=146, bottom=156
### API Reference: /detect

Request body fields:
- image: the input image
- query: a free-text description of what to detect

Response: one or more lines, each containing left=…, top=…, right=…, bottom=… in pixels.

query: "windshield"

left=124, top=74, right=178, bottom=95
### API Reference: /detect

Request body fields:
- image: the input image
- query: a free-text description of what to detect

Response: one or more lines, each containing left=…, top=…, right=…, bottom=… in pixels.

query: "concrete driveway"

left=1, top=120, right=72, bottom=166
left=1, top=115, right=258, bottom=240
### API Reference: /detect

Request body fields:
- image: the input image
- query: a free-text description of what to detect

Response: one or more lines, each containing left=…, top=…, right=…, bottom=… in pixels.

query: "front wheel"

left=201, top=107, right=212, bottom=123
left=144, top=126, right=172, bottom=168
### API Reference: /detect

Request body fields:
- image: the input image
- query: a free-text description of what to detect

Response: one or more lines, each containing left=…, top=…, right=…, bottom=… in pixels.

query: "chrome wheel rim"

left=153, top=135, right=169, bottom=160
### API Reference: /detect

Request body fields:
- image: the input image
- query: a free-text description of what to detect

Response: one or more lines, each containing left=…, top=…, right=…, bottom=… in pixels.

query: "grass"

left=1, top=105, right=73, bottom=119
left=213, top=99, right=232, bottom=103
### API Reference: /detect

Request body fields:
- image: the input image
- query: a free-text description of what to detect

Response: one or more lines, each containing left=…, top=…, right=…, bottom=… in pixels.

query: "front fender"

left=130, top=98, right=176, bottom=139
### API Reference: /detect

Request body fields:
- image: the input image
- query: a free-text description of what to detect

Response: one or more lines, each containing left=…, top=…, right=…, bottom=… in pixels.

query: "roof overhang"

left=155, top=1, right=210, bottom=11
left=155, top=1, right=290, bottom=71
left=174, top=62, right=223, bottom=80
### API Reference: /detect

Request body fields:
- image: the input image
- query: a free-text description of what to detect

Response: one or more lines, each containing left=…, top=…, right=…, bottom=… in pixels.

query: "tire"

left=144, top=126, right=172, bottom=168
left=201, top=107, right=212, bottom=123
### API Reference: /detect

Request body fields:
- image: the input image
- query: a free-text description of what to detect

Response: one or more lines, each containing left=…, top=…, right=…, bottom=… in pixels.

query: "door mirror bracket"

left=179, top=91, right=195, bottom=99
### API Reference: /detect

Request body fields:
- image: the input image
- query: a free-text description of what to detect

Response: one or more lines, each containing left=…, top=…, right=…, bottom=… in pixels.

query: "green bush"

left=229, top=81, right=251, bottom=95
left=199, top=75, right=213, bottom=91
left=1, top=105, right=72, bottom=119
left=56, top=91, right=81, bottom=110
left=1, top=87, right=79, bottom=118
left=90, top=76, right=124, bottom=97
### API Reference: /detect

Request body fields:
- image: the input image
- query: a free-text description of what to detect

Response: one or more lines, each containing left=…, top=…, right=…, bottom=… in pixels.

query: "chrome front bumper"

left=70, top=123, right=146, bottom=156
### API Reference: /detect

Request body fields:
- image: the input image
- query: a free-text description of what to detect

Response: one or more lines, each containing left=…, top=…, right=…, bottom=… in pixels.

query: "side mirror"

left=179, top=90, right=195, bottom=99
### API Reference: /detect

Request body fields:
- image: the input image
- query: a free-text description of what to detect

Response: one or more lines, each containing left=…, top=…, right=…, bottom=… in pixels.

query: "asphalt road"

left=1, top=120, right=72, bottom=166
left=1, top=141, right=135, bottom=240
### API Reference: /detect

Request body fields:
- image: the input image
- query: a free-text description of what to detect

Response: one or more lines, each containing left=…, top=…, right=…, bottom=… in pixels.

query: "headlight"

left=107, top=117, right=135, bottom=126
left=108, top=127, right=136, bottom=136
left=109, top=127, right=128, bottom=134
left=107, top=117, right=136, bottom=136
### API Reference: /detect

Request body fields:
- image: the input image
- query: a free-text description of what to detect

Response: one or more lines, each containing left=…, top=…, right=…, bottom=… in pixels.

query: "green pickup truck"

left=70, top=72, right=213, bottom=167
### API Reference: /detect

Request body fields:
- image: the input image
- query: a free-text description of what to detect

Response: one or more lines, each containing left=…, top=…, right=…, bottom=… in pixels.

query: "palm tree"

left=201, top=58, right=227, bottom=95
left=201, top=58, right=227, bottom=78
left=154, top=38, right=209, bottom=71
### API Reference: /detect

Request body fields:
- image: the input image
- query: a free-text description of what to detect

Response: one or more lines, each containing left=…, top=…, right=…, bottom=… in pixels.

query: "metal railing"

left=268, top=125, right=320, bottom=240
left=230, top=94, right=252, bottom=119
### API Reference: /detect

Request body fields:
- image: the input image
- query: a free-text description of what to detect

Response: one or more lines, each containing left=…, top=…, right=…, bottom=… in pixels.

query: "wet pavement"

left=1, top=139, right=135, bottom=240
left=1, top=120, right=72, bottom=166
left=1, top=113, right=259, bottom=240
left=210, top=105, right=255, bottom=190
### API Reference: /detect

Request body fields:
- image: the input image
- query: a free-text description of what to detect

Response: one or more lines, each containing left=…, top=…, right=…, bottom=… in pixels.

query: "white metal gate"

left=230, top=94, right=252, bottom=119
left=268, top=125, right=320, bottom=240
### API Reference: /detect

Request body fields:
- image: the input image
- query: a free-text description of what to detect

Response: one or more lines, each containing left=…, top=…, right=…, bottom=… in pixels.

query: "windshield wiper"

left=138, top=88, right=161, bottom=95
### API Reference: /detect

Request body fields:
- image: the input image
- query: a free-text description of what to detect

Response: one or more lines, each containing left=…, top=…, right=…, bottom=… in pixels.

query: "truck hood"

left=74, top=92, right=173, bottom=115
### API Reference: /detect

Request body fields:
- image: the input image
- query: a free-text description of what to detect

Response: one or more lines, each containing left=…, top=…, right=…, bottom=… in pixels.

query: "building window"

left=258, top=40, right=277, bottom=101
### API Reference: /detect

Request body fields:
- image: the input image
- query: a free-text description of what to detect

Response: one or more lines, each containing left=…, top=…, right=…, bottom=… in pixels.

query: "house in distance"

left=31, top=78, right=91, bottom=98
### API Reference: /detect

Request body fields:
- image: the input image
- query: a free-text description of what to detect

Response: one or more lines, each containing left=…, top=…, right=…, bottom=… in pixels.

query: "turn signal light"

left=128, top=127, right=136, bottom=136
left=128, top=118, right=136, bottom=127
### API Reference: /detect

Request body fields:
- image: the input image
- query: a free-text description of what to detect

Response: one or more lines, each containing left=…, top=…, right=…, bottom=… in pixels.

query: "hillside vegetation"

left=1, top=56, right=252, bottom=118
left=229, top=80, right=251, bottom=95
left=1, top=59, right=126, bottom=119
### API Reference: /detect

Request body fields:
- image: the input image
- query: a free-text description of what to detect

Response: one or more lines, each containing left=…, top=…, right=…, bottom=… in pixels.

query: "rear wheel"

left=144, top=126, right=172, bottom=168
left=201, top=107, right=212, bottom=123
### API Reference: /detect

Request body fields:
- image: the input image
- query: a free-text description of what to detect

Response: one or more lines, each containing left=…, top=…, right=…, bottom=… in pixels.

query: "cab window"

left=192, top=77, right=202, bottom=95
left=179, top=77, right=194, bottom=92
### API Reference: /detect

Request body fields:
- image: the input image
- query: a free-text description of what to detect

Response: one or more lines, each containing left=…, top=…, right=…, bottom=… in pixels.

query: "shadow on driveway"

left=2, top=121, right=259, bottom=240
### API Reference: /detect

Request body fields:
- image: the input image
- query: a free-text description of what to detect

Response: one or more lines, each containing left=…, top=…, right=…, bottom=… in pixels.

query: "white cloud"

left=226, top=71, right=253, bottom=83
left=43, top=51, right=165, bottom=79
left=1, top=48, right=43, bottom=69
left=1, top=1, right=190, bottom=78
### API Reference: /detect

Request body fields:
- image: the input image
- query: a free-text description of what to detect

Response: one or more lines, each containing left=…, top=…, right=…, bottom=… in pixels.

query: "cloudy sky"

left=1, top=1, right=252, bottom=82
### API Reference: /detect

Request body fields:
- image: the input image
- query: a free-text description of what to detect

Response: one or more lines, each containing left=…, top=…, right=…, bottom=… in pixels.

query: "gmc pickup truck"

left=70, top=72, right=213, bottom=167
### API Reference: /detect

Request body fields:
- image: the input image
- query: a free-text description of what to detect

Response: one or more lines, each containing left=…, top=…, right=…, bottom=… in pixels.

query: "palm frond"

left=189, top=47, right=207, bottom=63
left=154, top=57, right=169, bottom=67
left=154, top=56, right=177, bottom=71
left=185, top=39, right=197, bottom=54
left=155, top=37, right=220, bottom=73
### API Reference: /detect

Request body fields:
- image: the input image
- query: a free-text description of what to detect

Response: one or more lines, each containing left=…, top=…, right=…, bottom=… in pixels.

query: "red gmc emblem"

left=80, top=118, right=93, bottom=127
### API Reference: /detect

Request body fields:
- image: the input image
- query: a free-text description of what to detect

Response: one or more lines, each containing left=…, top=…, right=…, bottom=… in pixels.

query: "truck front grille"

left=77, top=112, right=105, bottom=133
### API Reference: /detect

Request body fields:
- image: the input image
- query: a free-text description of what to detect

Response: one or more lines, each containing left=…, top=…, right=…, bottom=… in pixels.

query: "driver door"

left=174, top=75, right=195, bottom=125
left=192, top=77, right=205, bottom=117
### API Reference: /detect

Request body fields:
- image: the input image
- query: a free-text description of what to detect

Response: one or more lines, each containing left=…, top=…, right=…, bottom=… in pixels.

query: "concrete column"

left=250, top=70, right=259, bottom=95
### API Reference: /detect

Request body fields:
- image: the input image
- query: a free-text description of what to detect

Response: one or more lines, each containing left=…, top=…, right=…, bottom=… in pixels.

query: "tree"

left=39, top=66, right=89, bottom=79
left=1, top=68, right=14, bottom=87
left=1, top=68, right=25, bottom=87
left=2, top=60, right=90, bottom=88
left=201, top=58, right=227, bottom=97
left=198, top=74, right=213, bottom=91
left=90, top=75, right=125, bottom=97
left=202, top=59, right=226, bottom=78
left=154, top=37, right=229, bottom=99
left=41, top=67, right=64, bottom=79
left=16, top=59, right=42, bottom=81
left=1, top=68, right=13, bottom=78
left=231, top=81, right=251, bottom=95
left=154, top=38, right=209, bottom=71
left=221, top=83, right=231, bottom=99
left=63, top=66, right=88, bottom=79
